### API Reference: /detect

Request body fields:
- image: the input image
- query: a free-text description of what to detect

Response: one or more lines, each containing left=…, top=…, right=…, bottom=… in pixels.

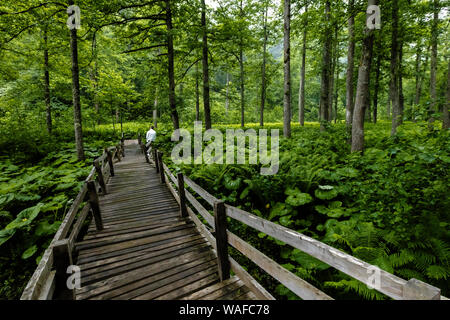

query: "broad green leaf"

left=35, top=221, right=61, bottom=237
left=285, top=188, right=313, bottom=206
left=5, top=203, right=44, bottom=230
left=22, top=245, right=38, bottom=259
left=315, top=186, right=338, bottom=200
left=0, top=228, right=16, bottom=246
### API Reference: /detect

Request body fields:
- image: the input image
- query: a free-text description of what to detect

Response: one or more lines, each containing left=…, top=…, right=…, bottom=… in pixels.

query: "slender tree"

left=351, top=0, right=378, bottom=152
left=43, top=26, right=51, bottom=134
left=68, top=0, right=85, bottom=161
left=298, top=3, right=308, bottom=127
left=444, top=61, right=450, bottom=130
left=345, top=0, right=355, bottom=127
left=319, top=0, right=332, bottom=131
left=166, top=0, right=180, bottom=130
left=260, top=1, right=268, bottom=127
left=283, top=0, right=291, bottom=138
left=373, top=35, right=382, bottom=124
left=239, top=0, right=245, bottom=128
left=195, top=62, right=200, bottom=121
left=201, top=0, right=211, bottom=129
left=390, top=0, right=400, bottom=136
left=429, top=0, right=439, bottom=126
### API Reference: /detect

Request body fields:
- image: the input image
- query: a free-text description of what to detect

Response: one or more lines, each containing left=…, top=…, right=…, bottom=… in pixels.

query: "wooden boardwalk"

left=73, top=142, right=256, bottom=300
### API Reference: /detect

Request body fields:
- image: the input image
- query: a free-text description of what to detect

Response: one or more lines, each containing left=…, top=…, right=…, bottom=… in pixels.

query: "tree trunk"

left=154, top=87, right=158, bottom=128
left=345, top=0, right=355, bottom=127
left=334, top=48, right=339, bottom=124
left=43, top=28, right=51, bottom=134
left=201, top=0, right=211, bottom=130
left=283, top=0, right=291, bottom=138
left=68, top=0, right=84, bottom=161
left=239, top=48, right=245, bottom=128
left=91, top=34, right=100, bottom=124
left=329, top=23, right=338, bottom=122
left=443, top=60, right=450, bottom=130
left=319, top=0, right=331, bottom=131
left=195, top=62, right=200, bottom=121
left=390, top=0, right=400, bottom=136
left=414, top=42, right=422, bottom=106
left=225, top=72, right=229, bottom=117
left=373, top=37, right=381, bottom=124
left=166, top=0, right=180, bottom=130
left=429, top=0, right=439, bottom=126
left=298, top=4, right=308, bottom=127
left=351, top=0, right=377, bottom=153
left=260, top=2, right=268, bottom=127
left=398, top=39, right=404, bottom=125
left=239, top=0, right=245, bottom=128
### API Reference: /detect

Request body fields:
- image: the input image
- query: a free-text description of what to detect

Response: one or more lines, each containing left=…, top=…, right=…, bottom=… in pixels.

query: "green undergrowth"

left=0, top=129, right=124, bottom=299
left=152, top=121, right=450, bottom=300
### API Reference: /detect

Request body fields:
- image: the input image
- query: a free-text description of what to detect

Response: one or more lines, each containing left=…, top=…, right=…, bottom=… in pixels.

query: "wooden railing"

left=146, top=144, right=447, bottom=301
left=20, top=137, right=125, bottom=300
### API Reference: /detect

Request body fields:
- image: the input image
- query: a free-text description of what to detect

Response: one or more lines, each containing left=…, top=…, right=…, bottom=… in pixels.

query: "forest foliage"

left=0, top=0, right=449, bottom=300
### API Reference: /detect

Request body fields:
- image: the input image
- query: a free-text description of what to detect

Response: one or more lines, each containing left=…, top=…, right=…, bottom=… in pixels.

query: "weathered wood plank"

left=225, top=205, right=406, bottom=300
left=76, top=250, right=216, bottom=300
left=227, top=231, right=333, bottom=300
left=214, top=201, right=230, bottom=282
left=149, top=270, right=219, bottom=300
left=184, top=175, right=218, bottom=206
left=108, top=259, right=218, bottom=300
left=185, top=189, right=214, bottom=227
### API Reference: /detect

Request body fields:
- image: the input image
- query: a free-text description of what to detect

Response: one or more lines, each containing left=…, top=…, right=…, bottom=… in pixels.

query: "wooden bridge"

left=21, top=138, right=446, bottom=300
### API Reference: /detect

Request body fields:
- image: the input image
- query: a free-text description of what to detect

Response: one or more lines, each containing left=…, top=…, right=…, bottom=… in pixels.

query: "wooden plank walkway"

left=73, top=141, right=256, bottom=300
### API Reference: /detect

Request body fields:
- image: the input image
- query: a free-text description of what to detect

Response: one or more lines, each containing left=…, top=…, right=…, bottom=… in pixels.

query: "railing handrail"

left=21, top=140, right=125, bottom=300
left=149, top=146, right=446, bottom=301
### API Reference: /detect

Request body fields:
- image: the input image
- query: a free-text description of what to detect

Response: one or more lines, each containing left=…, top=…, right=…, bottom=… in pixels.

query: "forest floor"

left=0, top=120, right=448, bottom=300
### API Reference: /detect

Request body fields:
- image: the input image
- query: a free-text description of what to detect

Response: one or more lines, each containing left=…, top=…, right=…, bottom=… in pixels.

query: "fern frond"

left=323, top=279, right=386, bottom=300
left=426, top=265, right=449, bottom=280
left=388, top=250, right=415, bottom=268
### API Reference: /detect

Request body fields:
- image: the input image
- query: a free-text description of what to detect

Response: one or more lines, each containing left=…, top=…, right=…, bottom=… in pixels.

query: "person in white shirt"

left=145, top=126, right=157, bottom=156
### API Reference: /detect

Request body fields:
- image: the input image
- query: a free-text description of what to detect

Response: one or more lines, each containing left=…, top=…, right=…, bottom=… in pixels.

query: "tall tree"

left=319, top=0, right=332, bottom=131
left=195, top=62, right=200, bottom=121
left=68, top=0, right=85, bottom=161
left=398, top=38, right=404, bottom=125
left=429, top=0, right=439, bottom=126
left=43, top=26, right=51, bottom=134
left=373, top=35, right=382, bottom=124
left=444, top=61, right=450, bottom=130
left=201, top=0, right=211, bottom=129
left=239, top=0, right=245, bottom=128
left=351, top=0, right=378, bottom=152
left=166, top=0, right=180, bottom=130
left=298, top=3, right=308, bottom=127
left=345, top=0, right=355, bottom=127
left=260, top=0, right=268, bottom=127
left=283, top=0, right=291, bottom=138
left=390, top=0, right=400, bottom=136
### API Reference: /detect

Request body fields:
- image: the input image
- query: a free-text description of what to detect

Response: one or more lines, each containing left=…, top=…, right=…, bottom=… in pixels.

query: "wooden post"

left=403, top=278, right=441, bottom=300
left=214, top=201, right=230, bottom=281
left=87, top=181, right=103, bottom=231
left=121, top=133, right=125, bottom=158
left=157, top=151, right=165, bottom=183
left=93, top=160, right=107, bottom=195
left=177, top=173, right=188, bottom=218
left=105, top=148, right=114, bottom=177
left=143, top=144, right=150, bottom=163
left=52, top=239, right=74, bottom=300
left=137, top=133, right=142, bottom=150
left=115, top=144, right=122, bottom=162
left=153, top=149, right=159, bottom=173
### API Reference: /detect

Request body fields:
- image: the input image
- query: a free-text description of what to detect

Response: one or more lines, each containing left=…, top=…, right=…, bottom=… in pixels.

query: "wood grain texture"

left=71, top=143, right=256, bottom=300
